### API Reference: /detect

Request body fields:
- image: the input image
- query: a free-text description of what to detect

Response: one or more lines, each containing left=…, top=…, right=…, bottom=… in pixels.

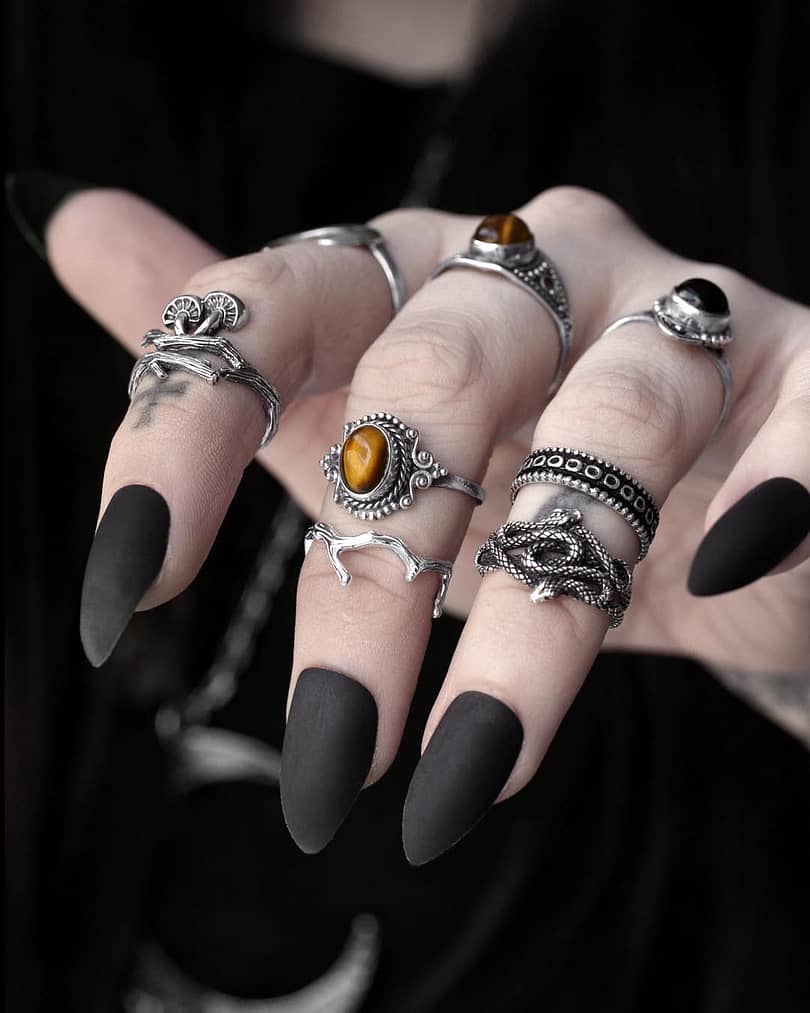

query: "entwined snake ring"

left=128, top=292, right=281, bottom=448
left=475, top=508, right=633, bottom=627
left=601, top=277, right=733, bottom=433
left=429, top=213, right=574, bottom=394
left=321, top=412, right=485, bottom=521
left=264, top=224, right=407, bottom=315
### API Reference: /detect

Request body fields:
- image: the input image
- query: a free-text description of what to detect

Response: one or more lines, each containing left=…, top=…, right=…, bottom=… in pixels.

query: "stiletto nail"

left=688, top=478, right=810, bottom=596
left=5, top=169, right=90, bottom=260
left=402, top=691, right=523, bottom=867
left=80, top=485, right=170, bottom=667
left=281, top=669, right=378, bottom=854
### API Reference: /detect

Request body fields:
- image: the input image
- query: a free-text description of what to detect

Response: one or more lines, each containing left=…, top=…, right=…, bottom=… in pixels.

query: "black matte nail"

left=5, top=169, right=90, bottom=260
left=80, top=485, right=170, bottom=667
left=688, top=478, right=810, bottom=596
left=280, top=669, right=378, bottom=854
left=402, top=692, right=523, bottom=867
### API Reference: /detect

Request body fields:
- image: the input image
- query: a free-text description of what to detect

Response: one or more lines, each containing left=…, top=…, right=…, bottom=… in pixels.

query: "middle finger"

left=281, top=188, right=661, bottom=853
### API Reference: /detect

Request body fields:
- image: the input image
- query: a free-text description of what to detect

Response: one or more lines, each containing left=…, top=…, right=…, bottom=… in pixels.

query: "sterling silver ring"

left=428, top=213, right=573, bottom=395
left=128, top=292, right=281, bottom=448
left=475, top=508, right=633, bottom=628
left=305, top=522, right=452, bottom=619
left=264, top=224, right=407, bottom=314
left=321, top=412, right=485, bottom=521
left=601, top=277, right=733, bottom=433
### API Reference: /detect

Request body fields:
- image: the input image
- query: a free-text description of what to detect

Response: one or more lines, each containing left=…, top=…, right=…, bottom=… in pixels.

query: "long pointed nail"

left=5, top=169, right=90, bottom=260
left=402, top=692, right=523, bottom=867
left=80, top=486, right=170, bottom=667
left=280, top=669, right=377, bottom=855
left=688, top=478, right=810, bottom=596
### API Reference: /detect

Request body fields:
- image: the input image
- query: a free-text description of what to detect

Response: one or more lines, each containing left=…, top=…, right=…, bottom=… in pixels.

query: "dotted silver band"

left=510, top=447, right=660, bottom=561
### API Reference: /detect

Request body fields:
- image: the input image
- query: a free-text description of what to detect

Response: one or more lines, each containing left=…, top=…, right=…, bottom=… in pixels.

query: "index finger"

left=44, top=187, right=451, bottom=665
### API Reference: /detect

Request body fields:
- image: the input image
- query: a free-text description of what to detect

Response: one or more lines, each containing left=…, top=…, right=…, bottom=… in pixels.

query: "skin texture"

left=30, top=182, right=810, bottom=857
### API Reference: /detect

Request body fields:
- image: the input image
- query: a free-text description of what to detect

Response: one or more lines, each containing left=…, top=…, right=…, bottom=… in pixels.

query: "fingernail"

left=402, top=691, right=523, bottom=867
left=5, top=169, right=90, bottom=260
left=80, top=485, right=170, bottom=667
left=688, top=477, right=810, bottom=596
left=280, top=669, right=378, bottom=854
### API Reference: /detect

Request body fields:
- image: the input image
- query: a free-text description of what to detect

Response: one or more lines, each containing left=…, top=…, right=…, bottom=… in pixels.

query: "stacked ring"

left=511, top=447, right=659, bottom=560
left=475, top=508, right=633, bottom=627
left=321, top=413, right=485, bottom=521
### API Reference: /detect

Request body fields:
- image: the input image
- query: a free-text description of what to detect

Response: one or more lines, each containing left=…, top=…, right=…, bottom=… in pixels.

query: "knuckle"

left=186, top=247, right=293, bottom=300
left=299, top=557, right=428, bottom=625
left=551, top=358, right=687, bottom=453
left=528, top=186, right=632, bottom=231
left=354, top=311, right=490, bottom=415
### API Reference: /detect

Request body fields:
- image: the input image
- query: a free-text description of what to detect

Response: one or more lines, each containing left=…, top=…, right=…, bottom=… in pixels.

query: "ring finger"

left=401, top=260, right=759, bottom=865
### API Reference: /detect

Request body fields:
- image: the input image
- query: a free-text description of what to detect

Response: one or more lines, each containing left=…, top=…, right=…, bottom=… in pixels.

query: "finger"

left=47, top=188, right=446, bottom=666
left=689, top=328, right=810, bottom=595
left=283, top=189, right=637, bottom=853
left=402, top=264, right=760, bottom=865
left=40, top=183, right=350, bottom=516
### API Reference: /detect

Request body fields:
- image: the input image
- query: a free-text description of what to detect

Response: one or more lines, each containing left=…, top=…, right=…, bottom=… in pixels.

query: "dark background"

left=5, top=1, right=810, bottom=1010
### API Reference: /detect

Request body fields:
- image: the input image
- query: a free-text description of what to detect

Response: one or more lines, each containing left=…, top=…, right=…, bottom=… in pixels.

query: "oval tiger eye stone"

left=474, top=213, right=532, bottom=245
left=341, top=425, right=388, bottom=494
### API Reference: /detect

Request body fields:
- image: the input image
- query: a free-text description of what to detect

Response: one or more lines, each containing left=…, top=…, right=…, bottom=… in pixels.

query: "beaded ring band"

left=510, top=447, right=660, bottom=561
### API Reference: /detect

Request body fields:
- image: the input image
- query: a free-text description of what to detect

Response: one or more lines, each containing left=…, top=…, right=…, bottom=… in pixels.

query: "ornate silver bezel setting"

left=652, top=286, right=732, bottom=349
left=429, top=224, right=573, bottom=394
left=321, top=413, right=451, bottom=521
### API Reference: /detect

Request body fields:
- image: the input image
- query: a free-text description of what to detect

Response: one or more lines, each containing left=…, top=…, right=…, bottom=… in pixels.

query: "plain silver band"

left=264, top=224, right=407, bottom=314
left=602, top=311, right=731, bottom=434
left=429, top=252, right=573, bottom=395
left=433, top=472, right=486, bottom=504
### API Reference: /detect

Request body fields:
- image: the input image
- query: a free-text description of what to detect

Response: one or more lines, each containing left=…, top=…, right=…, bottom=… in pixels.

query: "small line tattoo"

left=130, top=380, right=190, bottom=429
left=533, top=487, right=595, bottom=522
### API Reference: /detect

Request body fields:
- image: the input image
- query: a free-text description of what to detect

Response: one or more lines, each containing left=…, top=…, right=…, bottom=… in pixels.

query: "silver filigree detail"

left=320, top=412, right=484, bottom=521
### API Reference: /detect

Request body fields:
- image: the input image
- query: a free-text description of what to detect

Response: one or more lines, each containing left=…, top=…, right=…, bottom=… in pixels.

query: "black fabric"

left=5, top=1, right=810, bottom=1011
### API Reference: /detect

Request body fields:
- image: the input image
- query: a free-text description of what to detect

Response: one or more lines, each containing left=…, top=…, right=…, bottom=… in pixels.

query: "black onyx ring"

left=128, top=292, right=281, bottom=448
left=321, top=413, right=485, bottom=521
left=601, top=277, right=733, bottom=433
left=428, top=213, right=574, bottom=395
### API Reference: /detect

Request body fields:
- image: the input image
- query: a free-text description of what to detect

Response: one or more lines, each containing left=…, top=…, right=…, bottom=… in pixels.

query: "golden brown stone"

left=341, top=425, right=388, bottom=494
left=474, top=213, right=532, bottom=245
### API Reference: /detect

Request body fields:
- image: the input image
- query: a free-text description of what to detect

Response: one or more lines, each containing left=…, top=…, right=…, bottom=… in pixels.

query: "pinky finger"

left=688, top=350, right=810, bottom=595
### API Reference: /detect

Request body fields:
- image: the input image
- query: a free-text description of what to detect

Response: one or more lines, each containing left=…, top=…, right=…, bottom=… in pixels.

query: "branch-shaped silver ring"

left=304, top=522, right=453, bottom=619
left=264, top=224, right=407, bottom=315
left=601, top=277, right=732, bottom=434
left=475, top=508, right=632, bottom=627
left=321, top=413, right=485, bottom=521
left=128, top=292, right=281, bottom=448
left=428, top=213, right=573, bottom=396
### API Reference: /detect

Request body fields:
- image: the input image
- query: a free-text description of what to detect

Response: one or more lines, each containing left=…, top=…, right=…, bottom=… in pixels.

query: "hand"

left=35, top=180, right=810, bottom=863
